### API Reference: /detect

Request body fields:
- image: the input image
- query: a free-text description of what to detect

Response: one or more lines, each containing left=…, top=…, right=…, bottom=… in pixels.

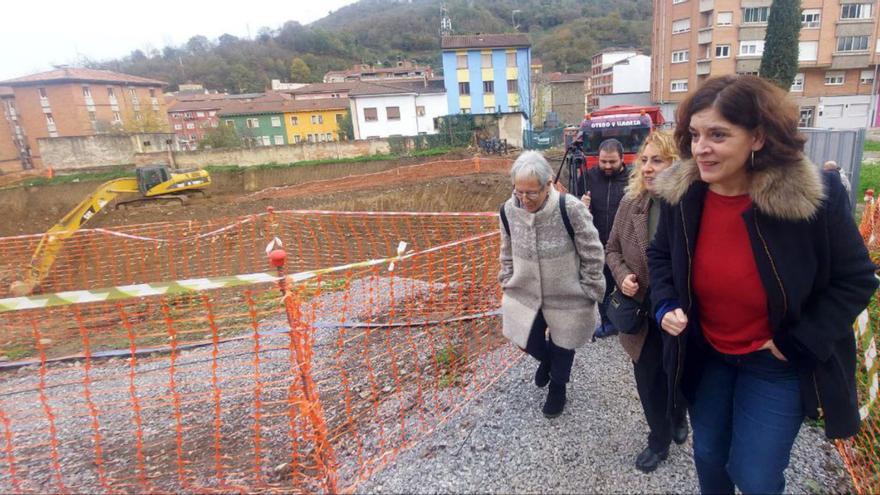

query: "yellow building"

left=283, top=98, right=349, bottom=144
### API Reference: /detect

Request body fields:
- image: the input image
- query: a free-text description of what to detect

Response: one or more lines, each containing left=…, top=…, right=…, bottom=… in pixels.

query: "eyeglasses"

left=512, top=186, right=545, bottom=200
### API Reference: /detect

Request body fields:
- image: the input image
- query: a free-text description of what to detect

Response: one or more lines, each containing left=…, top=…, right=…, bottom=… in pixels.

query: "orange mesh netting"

left=0, top=209, right=521, bottom=493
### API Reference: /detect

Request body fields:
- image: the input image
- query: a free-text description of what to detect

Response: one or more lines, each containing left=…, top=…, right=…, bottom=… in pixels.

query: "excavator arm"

left=23, top=177, right=139, bottom=290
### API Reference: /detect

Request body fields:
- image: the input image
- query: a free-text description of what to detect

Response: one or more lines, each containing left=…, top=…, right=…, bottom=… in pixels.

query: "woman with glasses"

left=499, top=151, right=606, bottom=417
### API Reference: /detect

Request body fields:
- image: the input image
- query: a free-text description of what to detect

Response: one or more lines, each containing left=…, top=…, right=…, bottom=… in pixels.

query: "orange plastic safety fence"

left=0, top=210, right=520, bottom=493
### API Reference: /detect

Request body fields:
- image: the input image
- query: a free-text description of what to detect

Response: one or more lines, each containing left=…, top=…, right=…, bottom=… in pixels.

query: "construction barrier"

left=0, top=209, right=521, bottom=493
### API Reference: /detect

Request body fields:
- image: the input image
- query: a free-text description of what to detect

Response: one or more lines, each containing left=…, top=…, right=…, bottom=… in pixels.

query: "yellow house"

left=283, top=98, right=349, bottom=144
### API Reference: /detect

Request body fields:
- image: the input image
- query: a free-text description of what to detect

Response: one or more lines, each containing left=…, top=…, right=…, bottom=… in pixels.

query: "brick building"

left=0, top=87, right=28, bottom=172
left=0, top=68, right=168, bottom=168
left=167, top=99, right=222, bottom=150
left=590, top=49, right=652, bottom=110
left=652, top=0, right=880, bottom=127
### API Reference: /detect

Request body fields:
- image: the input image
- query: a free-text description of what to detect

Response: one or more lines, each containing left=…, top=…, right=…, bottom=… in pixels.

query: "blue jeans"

left=689, top=349, right=804, bottom=494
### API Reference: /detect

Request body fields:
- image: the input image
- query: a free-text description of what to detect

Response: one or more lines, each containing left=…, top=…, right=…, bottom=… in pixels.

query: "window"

left=481, top=53, right=492, bottom=68
left=801, top=9, right=821, bottom=28
left=196, top=111, right=205, bottom=118
left=38, top=88, right=48, bottom=98
left=672, top=50, right=689, bottom=63
left=717, top=11, right=733, bottom=25
left=824, top=71, right=845, bottom=85
left=798, top=107, right=815, bottom=127
left=107, top=87, right=115, bottom=98
left=671, top=79, right=689, bottom=92
left=837, top=36, right=869, bottom=52
left=861, top=69, right=875, bottom=84
left=841, top=4, right=872, bottom=19
left=790, top=73, right=805, bottom=92
left=186, top=122, right=195, bottom=129
left=209, top=111, right=216, bottom=116
left=294, top=135, right=301, bottom=144
left=483, top=81, right=494, bottom=93
left=715, top=44, right=731, bottom=58
left=386, top=106, right=400, bottom=120
left=291, top=115, right=299, bottom=126
left=225, top=119, right=234, bottom=127
left=457, top=54, right=467, bottom=69
left=416, top=105, right=426, bottom=116
left=799, top=41, right=819, bottom=61
left=510, top=105, right=519, bottom=112
left=307, top=134, right=315, bottom=143
left=310, top=114, right=324, bottom=124
left=459, top=82, right=470, bottom=95
left=273, top=135, right=284, bottom=145
left=174, top=124, right=183, bottom=130
left=326, top=133, right=333, bottom=141
left=82, top=86, right=92, bottom=98
left=506, top=52, right=516, bottom=67
left=45, top=113, right=55, bottom=125
left=507, top=79, right=518, bottom=92
left=672, top=18, right=691, bottom=33
left=87, top=111, right=96, bottom=123
left=271, top=116, right=281, bottom=127
left=739, top=40, right=765, bottom=56
left=336, top=113, right=343, bottom=123
left=673, top=0, right=686, bottom=4
left=149, top=89, right=156, bottom=98
left=246, top=118, right=259, bottom=128
left=742, top=7, right=769, bottom=23
left=364, top=107, right=378, bottom=121
left=261, top=136, right=271, bottom=146
left=460, top=107, right=471, bottom=114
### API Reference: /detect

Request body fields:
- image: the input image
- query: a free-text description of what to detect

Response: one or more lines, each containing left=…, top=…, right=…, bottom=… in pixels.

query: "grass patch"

left=858, top=162, right=880, bottom=200
left=864, top=140, right=880, bottom=152
left=2, top=344, right=35, bottom=361
left=8, top=166, right=133, bottom=189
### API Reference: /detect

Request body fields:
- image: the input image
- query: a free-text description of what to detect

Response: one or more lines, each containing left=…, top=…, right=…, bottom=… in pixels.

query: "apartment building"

left=440, top=34, right=532, bottom=124
left=348, top=80, right=447, bottom=139
left=323, top=61, right=434, bottom=83
left=590, top=50, right=652, bottom=110
left=652, top=0, right=880, bottom=127
left=0, top=68, right=168, bottom=167
left=0, top=87, right=28, bottom=172
left=167, top=99, right=222, bottom=150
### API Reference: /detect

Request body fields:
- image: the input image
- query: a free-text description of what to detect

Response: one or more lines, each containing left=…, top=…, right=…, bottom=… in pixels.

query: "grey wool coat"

left=498, top=187, right=606, bottom=350
left=605, top=192, right=653, bottom=362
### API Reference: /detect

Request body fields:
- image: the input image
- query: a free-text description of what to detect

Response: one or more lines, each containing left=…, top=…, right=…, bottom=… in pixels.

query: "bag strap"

left=559, top=194, right=575, bottom=244
left=499, top=203, right=511, bottom=237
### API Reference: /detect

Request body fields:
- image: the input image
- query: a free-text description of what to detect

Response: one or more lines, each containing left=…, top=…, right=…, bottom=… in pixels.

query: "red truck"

left=561, top=105, right=665, bottom=195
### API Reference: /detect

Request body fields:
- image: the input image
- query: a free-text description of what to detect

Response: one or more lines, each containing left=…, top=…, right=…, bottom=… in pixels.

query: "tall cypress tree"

left=760, top=0, right=802, bottom=90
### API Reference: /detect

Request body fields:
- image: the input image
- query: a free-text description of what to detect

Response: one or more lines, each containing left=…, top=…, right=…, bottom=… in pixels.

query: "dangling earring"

left=750, top=150, right=755, bottom=170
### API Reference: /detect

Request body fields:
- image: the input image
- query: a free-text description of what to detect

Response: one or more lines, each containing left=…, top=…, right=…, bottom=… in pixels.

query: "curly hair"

left=673, top=75, right=805, bottom=171
left=625, top=130, right=680, bottom=198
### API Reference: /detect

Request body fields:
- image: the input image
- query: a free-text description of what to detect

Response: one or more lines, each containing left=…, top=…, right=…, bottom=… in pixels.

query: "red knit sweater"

left=693, top=191, right=772, bottom=355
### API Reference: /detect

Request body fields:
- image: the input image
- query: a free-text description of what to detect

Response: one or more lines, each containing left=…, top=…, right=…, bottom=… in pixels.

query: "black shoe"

left=672, top=415, right=689, bottom=445
left=635, top=446, right=669, bottom=473
left=534, top=360, right=551, bottom=388
left=542, top=381, right=566, bottom=418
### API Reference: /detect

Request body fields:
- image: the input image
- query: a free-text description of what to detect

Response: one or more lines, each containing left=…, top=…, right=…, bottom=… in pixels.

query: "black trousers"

left=524, top=309, right=575, bottom=384
left=598, top=264, right=615, bottom=328
left=634, top=318, right=685, bottom=452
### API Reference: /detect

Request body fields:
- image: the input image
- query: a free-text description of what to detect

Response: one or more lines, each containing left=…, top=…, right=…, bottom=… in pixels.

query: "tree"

left=759, top=0, right=802, bottom=90
left=289, top=57, right=312, bottom=82
left=199, top=124, right=243, bottom=150
left=122, top=109, right=169, bottom=133
left=337, top=111, right=355, bottom=140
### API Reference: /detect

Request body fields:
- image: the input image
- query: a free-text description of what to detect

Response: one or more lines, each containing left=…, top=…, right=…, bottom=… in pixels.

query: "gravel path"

left=360, top=336, right=853, bottom=494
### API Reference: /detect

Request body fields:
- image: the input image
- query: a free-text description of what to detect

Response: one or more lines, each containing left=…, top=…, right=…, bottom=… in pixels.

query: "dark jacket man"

left=583, top=160, right=631, bottom=246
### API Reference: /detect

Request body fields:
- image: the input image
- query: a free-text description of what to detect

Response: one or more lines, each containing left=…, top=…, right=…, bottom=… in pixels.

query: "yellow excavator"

left=10, top=165, right=211, bottom=296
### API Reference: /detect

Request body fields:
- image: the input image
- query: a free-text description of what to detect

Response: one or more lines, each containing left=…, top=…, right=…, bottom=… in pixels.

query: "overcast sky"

left=0, top=0, right=359, bottom=81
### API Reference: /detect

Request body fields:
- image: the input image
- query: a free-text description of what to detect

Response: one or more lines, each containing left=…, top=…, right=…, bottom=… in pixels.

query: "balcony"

left=39, top=97, right=50, bottom=108
left=109, top=96, right=118, bottom=106
left=698, top=27, right=713, bottom=44
left=836, top=20, right=874, bottom=37
left=699, top=0, right=714, bottom=12
left=735, top=58, right=761, bottom=73
left=47, top=123, right=57, bottom=133
left=832, top=52, right=871, bottom=69
left=697, top=60, right=712, bottom=75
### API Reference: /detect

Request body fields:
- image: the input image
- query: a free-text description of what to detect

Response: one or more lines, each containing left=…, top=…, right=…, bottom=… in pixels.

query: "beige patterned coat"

left=605, top=192, right=653, bottom=362
left=498, top=187, right=606, bottom=350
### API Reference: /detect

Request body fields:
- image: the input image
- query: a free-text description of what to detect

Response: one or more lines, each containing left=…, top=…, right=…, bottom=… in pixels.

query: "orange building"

left=652, top=0, right=880, bottom=127
left=0, top=68, right=168, bottom=168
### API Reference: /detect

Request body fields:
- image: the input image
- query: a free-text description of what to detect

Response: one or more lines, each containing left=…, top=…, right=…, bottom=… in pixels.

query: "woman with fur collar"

left=646, top=75, right=877, bottom=494
left=499, top=151, right=606, bottom=418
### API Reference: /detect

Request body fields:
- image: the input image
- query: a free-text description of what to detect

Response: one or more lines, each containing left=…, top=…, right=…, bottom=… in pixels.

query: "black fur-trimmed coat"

left=647, top=157, right=878, bottom=439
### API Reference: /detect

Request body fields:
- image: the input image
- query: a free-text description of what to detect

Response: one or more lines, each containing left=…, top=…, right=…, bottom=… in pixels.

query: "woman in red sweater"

left=647, top=75, right=877, bottom=494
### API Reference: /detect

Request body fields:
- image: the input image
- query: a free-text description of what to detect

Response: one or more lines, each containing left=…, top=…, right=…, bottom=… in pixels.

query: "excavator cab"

left=136, top=165, right=171, bottom=195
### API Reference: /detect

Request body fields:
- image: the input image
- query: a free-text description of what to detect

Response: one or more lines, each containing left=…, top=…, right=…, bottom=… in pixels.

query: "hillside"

left=90, top=0, right=652, bottom=93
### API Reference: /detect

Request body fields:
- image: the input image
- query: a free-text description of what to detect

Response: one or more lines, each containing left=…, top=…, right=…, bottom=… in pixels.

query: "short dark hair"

left=598, top=139, right=623, bottom=157
left=674, top=75, right=805, bottom=171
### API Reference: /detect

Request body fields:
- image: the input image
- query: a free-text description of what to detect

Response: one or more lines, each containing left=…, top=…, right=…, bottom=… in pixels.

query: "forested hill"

left=90, top=0, right=652, bottom=93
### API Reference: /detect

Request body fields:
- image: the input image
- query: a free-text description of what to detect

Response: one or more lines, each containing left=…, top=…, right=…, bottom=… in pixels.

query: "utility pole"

left=512, top=9, right=521, bottom=31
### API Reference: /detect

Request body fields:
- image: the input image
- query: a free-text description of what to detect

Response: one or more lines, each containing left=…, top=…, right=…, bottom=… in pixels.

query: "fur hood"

left=653, top=157, right=825, bottom=221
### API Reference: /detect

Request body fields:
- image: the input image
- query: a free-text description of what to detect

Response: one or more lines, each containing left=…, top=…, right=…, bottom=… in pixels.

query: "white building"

left=349, top=81, right=448, bottom=139
left=590, top=50, right=651, bottom=110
